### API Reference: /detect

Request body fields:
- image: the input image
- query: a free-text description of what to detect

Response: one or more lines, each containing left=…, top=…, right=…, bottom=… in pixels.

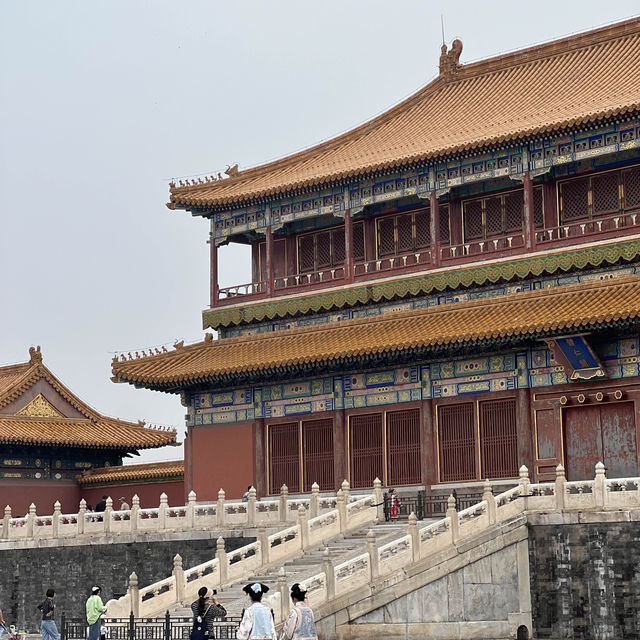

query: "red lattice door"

left=303, top=419, right=334, bottom=491
left=463, top=200, right=483, bottom=241
left=560, top=177, right=590, bottom=222
left=591, top=172, right=620, bottom=216
left=387, top=408, right=421, bottom=486
left=349, top=413, right=384, bottom=489
left=438, top=403, right=477, bottom=482
left=623, top=166, right=640, bottom=209
left=479, top=399, right=518, bottom=479
left=269, top=422, right=301, bottom=494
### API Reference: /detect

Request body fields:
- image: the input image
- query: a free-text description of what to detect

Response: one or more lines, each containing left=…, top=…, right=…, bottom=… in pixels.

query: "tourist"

left=99, top=616, right=108, bottom=640
left=38, top=588, right=59, bottom=640
left=388, top=488, right=400, bottom=520
left=0, top=607, right=7, bottom=638
left=86, top=586, right=107, bottom=640
left=279, top=583, right=317, bottom=640
left=241, top=486, right=252, bottom=502
left=118, top=497, right=130, bottom=511
left=190, top=587, right=226, bottom=640
left=236, top=583, right=276, bottom=640
left=94, top=496, right=107, bottom=513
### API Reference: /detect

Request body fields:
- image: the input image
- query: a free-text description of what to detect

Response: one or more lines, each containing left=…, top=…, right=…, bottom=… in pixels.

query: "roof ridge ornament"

left=29, top=345, right=42, bottom=365
left=439, top=39, right=463, bottom=80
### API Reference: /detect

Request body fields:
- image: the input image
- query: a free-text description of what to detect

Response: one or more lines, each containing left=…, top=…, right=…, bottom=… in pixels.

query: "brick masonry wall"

left=530, top=522, right=640, bottom=640
left=0, top=534, right=252, bottom=633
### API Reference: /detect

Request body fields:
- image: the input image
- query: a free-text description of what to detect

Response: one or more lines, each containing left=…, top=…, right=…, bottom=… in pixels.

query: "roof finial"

left=29, top=345, right=42, bottom=365
left=439, top=38, right=463, bottom=80
left=441, top=14, right=445, bottom=47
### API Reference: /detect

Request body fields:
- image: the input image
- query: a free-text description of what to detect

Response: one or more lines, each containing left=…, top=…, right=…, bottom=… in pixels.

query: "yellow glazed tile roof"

left=112, top=275, right=640, bottom=387
left=169, top=19, right=640, bottom=208
left=79, top=460, right=184, bottom=485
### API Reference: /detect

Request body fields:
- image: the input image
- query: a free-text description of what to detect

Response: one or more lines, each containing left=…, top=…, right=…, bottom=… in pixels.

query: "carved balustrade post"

left=297, top=505, right=309, bottom=550
left=78, top=499, right=86, bottom=535
left=104, top=497, right=113, bottom=534
left=366, top=529, right=379, bottom=579
left=248, top=487, right=257, bottom=527
left=310, top=482, right=320, bottom=519
left=216, top=537, right=228, bottom=587
left=594, top=461, right=606, bottom=509
left=555, top=464, right=566, bottom=511
left=322, top=547, right=335, bottom=599
left=52, top=501, right=61, bottom=538
left=519, top=465, right=530, bottom=510
left=482, top=480, right=496, bottom=525
left=158, top=493, right=168, bottom=530
left=373, top=477, right=384, bottom=523
left=26, top=503, right=36, bottom=539
left=128, top=572, right=140, bottom=617
left=173, top=554, right=185, bottom=605
left=279, top=484, right=289, bottom=523
left=186, top=491, right=196, bottom=529
left=258, top=524, right=269, bottom=565
left=341, top=479, right=350, bottom=505
left=407, top=512, right=420, bottom=562
left=2, top=505, right=11, bottom=540
left=217, top=489, right=226, bottom=528
left=336, top=489, right=347, bottom=534
left=130, top=495, right=140, bottom=533
left=277, top=567, right=289, bottom=621
left=446, top=495, right=459, bottom=544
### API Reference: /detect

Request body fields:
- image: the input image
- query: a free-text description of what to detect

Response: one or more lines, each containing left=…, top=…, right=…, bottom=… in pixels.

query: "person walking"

left=279, top=583, right=317, bottom=640
left=38, top=589, right=59, bottom=640
left=0, top=607, right=7, bottom=639
left=86, top=587, right=107, bottom=640
left=236, top=583, right=276, bottom=640
left=190, top=587, right=226, bottom=640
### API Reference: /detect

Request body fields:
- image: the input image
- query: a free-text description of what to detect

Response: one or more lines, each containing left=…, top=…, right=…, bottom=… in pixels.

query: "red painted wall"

left=80, top=480, right=185, bottom=509
left=190, top=422, right=255, bottom=501
left=0, top=480, right=81, bottom=516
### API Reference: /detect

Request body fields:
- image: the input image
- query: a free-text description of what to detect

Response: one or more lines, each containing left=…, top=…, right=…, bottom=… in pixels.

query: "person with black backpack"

left=37, top=589, right=59, bottom=640
left=190, top=587, right=226, bottom=640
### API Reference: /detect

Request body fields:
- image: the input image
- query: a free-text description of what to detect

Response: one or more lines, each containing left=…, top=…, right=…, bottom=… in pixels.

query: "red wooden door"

left=438, top=403, right=477, bottom=482
left=563, top=402, right=637, bottom=481
left=268, top=422, right=300, bottom=494
left=387, top=408, right=421, bottom=486
left=302, top=419, right=334, bottom=491
left=350, top=414, right=384, bottom=489
left=479, top=399, right=518, bottom=479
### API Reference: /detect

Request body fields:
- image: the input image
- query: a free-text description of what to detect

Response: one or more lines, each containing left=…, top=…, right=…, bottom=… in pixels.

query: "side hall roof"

left=111, top=274, right=640, bottom=391
left=169, top=18, right=640, bottom=209
left=78, top=460, right=184, bottom=485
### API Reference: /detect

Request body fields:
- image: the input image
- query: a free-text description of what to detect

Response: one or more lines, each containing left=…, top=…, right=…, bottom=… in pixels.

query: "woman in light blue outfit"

left=279, top=583, right=317, bottom=640
left=236, top=583, right=276, bottom=640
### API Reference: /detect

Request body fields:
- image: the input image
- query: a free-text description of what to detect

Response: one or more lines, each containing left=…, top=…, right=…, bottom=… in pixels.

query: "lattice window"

left=504, top=192, right=523, bottom=233
left=463, top=200, right=483, bottom=241
left=353, top=222, right=365, bottom=261
left=439, top=205, right=451, bottom=244
left=623, top=166, right=640, bottom=209
left=332, top=229, right=345, bottom=265
left=438, top=403, right=476, bottom=482
left=414, top=210, right=430, bottom=249
left=316, top=232, right=331, bottom=269
left=303, top=419, right=334, bottom=491
left=397, top=214, right=413, bottom=253
left=378, top=218, right=396, bottom=257
left=560, top=177, right=589, bottom=221
left=592, top=172, right=620, bottom=215
left=387, top=408, right=421, bottom=486
left=299, top=235, right=315, bottom=273
left=269, top=422, right=300, bottom=494
left=349, top=413, right=384, bottom=489
left=479, top=399, right=518, bottom=479
left=485, top=196, right=503, bottom=237
left=533, top=187, right=544, bottom=229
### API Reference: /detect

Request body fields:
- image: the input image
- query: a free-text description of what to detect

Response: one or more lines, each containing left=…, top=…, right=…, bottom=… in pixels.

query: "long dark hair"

left=197, top=587, right=209, bottom=616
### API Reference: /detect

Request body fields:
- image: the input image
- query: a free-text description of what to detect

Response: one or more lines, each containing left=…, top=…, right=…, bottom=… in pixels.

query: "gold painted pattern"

left=16, top=394, right=63, bottom=418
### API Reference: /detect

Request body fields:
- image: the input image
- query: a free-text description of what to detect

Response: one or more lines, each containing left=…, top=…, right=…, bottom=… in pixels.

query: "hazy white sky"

left=1, top=2, right=638, bottom=464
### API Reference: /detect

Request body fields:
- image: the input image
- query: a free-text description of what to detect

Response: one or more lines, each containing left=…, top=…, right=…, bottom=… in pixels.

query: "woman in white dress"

left=279, top=583, right=318, bottom=640
left=236, top=583, right=277, bottom=640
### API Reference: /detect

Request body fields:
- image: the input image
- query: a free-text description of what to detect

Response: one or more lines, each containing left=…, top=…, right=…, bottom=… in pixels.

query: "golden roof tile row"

left=79, top=460, right=184, bottom=485
left=112, top=275, right=640, bottom=388
left=169, top=19, right=640, bottom=208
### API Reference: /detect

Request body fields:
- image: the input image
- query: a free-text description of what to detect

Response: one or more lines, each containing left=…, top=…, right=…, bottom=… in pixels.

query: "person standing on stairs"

left=236, top=583, right=276, bottom=640
left=279, top=583, right=317, bottom=640
left=190, top=587, right=226, bottom=640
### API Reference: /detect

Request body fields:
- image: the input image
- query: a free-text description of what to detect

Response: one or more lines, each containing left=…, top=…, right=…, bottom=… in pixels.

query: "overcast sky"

left=1, top=1, right=638, bottom=465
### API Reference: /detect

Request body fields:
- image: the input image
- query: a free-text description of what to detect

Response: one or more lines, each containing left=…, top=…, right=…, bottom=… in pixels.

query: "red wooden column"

left=209, top=239, right=218, bottom=307
left=429, top=190, right=441, bottom=268
left=523, top=170, right=536, bottom=251
left=265, top=226, right=274, bottom=297
left=344, top=209, right=354, bottom=283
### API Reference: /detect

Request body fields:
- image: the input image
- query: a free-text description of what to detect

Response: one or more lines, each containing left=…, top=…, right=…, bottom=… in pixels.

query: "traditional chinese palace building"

left=113, top=19, right=640, bottom=502
left=0, top=346, right=177, bottom=512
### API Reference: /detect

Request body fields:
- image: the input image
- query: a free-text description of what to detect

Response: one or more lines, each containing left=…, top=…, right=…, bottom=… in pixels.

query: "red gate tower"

left=113, top=19, right=640, bottom=501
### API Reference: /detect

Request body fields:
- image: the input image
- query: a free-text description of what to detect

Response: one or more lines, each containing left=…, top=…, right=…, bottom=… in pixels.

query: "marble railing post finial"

left=279, top=484, right=289, bottom=523
left=594, top=461, right=607, bottom=508
left=373, top=477, right=384, bottom=522
left=128, top=572, right=140, bottom=617
left=407, top=512, right=419, bottom=562
left=131, top=495, right=140, bottom=533
left=446, top=495, right=459, bottom=544
left=173, top=554, right=185, bottom=604
left=322, top=547, right=335, bottom=599
left=277, top=566, right=289, bottom=620
left=297, top=504, right=309, bottom=550
left=217, top=489, right=226, bottom=528
left=482, top=480, right=496, bottom=525
left=310, top=482, right=320, bottom=519
left=52, top=501, right=61, bottom=537
left=2, top=505, right=11, bottom=540
left=158, top=493, right=168, bottom=529
left=336, top=489, right=346, bottom=533
left=248, top=486, right=257, bottom=527
left=555, top=464, right=566, bottom=510
left=26, top=503, right=36, bottom=538
left=366, top=529, right=379, bottom=578
left=341, top=479, right=350, bottom=504
left=78, top=499, right=86, bottom=535
left=258, top=524, right=269, bottom=564
left=216, top=536, right=227, bottom=586
left=186, top=490, right=196, bottom=529
left=104, top=497, right=113, bottom=534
